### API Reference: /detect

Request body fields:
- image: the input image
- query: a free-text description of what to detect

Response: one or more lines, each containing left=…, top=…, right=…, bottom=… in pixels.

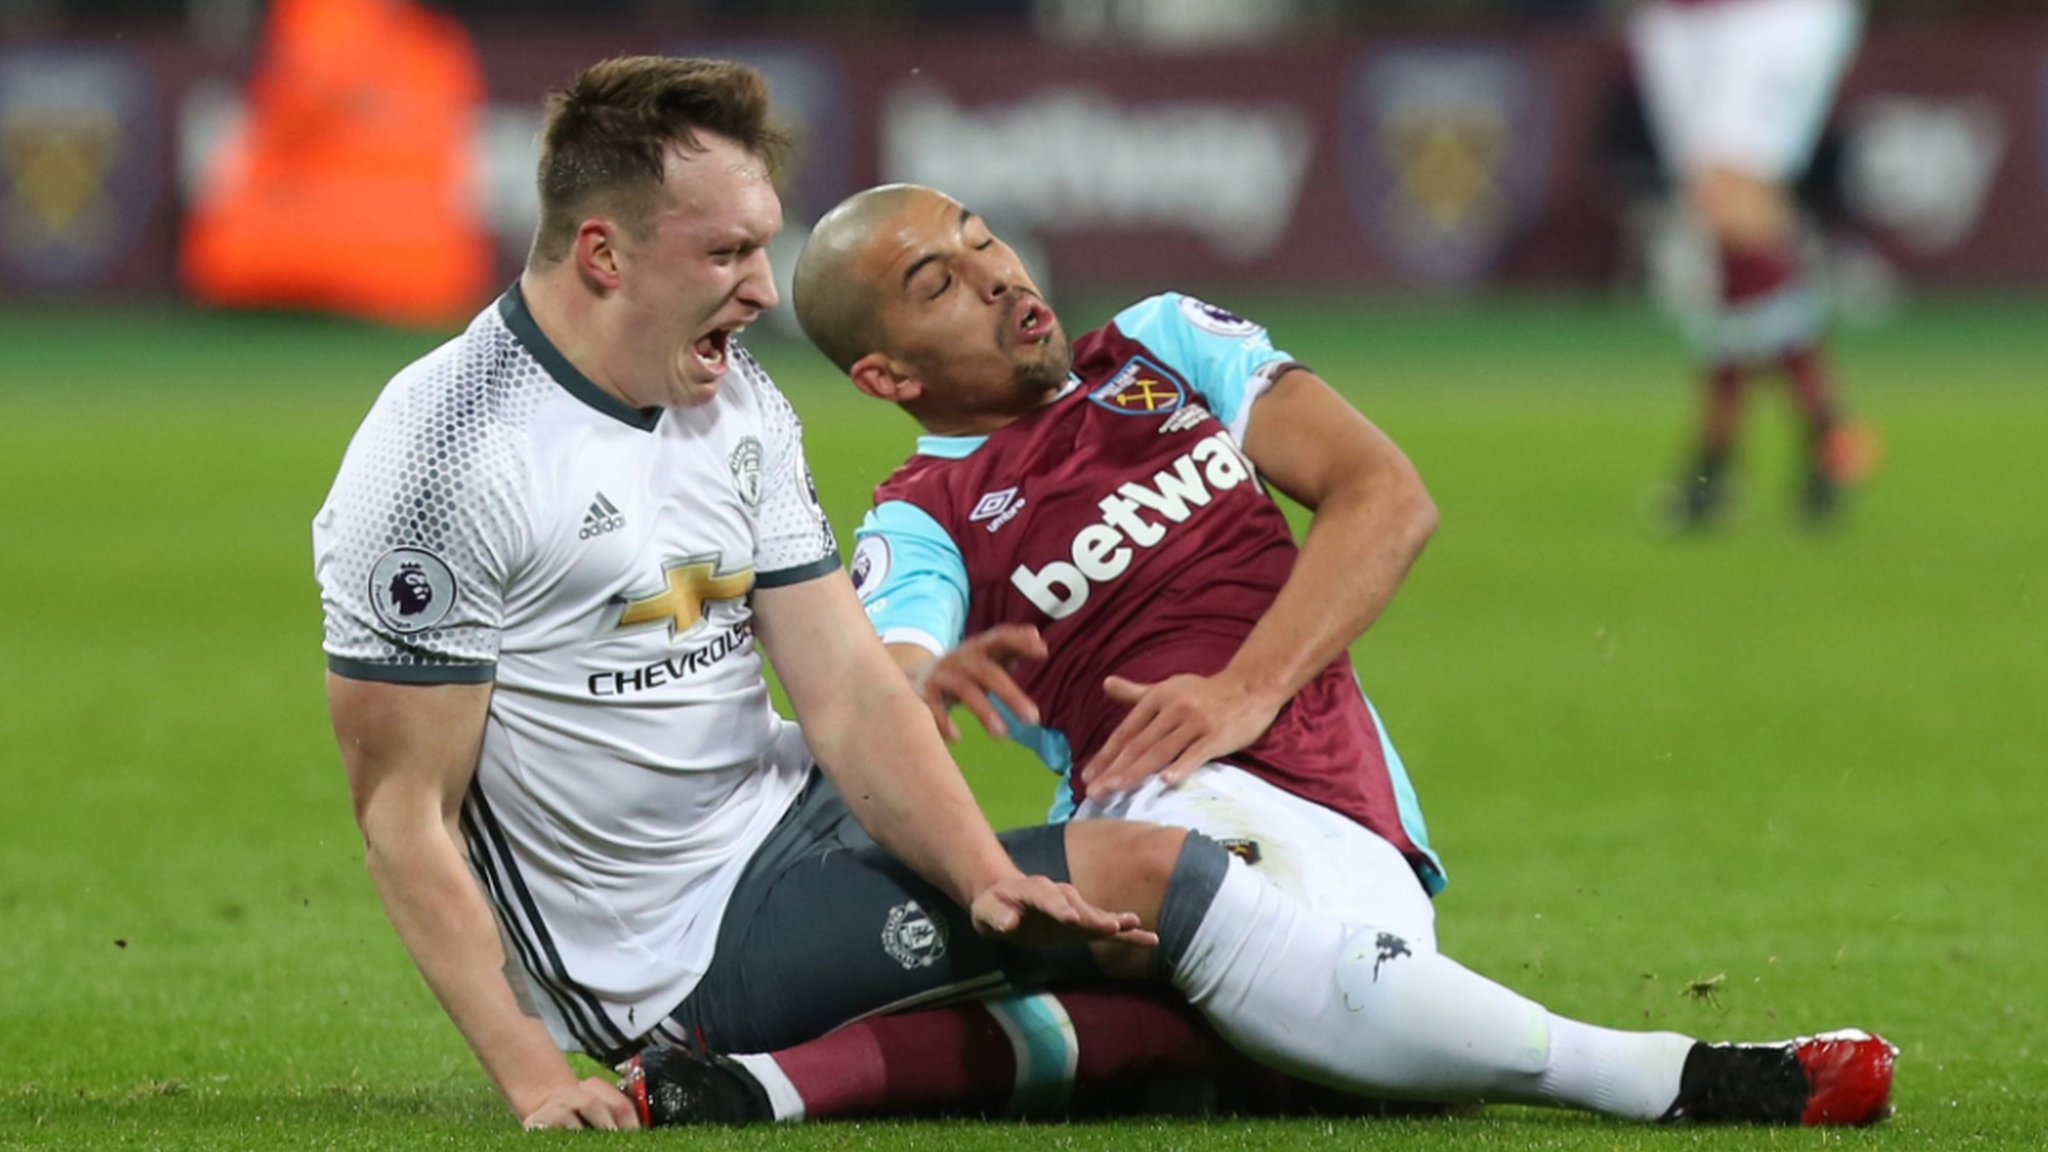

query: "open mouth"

left=692, top=327, right=735, bottom=375
left=1014, top=300, right=1052, bottom=346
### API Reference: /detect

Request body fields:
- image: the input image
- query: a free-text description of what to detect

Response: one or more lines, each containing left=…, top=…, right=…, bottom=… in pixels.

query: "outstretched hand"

left=970, top=873, right=1158, bottom=950
left=1081, top=672, right=1283, bottom=796
left=908, top=624, right=1048, bottom=741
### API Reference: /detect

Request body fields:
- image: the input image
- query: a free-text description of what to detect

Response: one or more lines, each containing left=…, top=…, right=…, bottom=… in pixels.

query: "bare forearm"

left=804, top=676, right=1018, bottom=907
left=759, top=577, right=1023, bottom=911
left=362, top=814, right=577, bottom=1118
left=1225, top=470, right=1436, bottom=706
left=328, top=675, right=627, bottom=1129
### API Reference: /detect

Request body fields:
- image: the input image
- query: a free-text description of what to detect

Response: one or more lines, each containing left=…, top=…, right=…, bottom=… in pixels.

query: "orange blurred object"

left=181, top=0, right=492, bottom=326
left=1819, top=422, right=1884, bottom=486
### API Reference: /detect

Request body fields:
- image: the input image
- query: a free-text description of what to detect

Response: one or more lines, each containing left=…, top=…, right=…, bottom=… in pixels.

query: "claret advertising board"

left=2, top=19, right=2044, bottom=307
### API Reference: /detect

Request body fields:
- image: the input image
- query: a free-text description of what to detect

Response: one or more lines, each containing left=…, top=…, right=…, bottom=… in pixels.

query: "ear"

left=849, top=353, right=924, bottom=405
left=573, top=219, right=624, bottom=293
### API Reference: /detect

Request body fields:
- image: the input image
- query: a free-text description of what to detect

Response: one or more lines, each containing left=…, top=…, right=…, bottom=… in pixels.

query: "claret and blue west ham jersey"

left=855, top=294, right=1444, bottom=893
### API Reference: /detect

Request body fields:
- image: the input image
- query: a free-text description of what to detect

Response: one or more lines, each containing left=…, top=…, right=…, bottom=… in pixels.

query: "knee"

left=1063, top=819, right=1188, bottom=928
left=1090, top=939, right=1155, bottom=979
left=1690, top=166, right=1791, bottom=250
left=1116, top=822, right=1190, bottom=899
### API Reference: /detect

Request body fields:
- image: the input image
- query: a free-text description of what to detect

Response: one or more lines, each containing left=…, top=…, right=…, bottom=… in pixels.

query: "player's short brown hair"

left=531, top=56, right=789, bottom=265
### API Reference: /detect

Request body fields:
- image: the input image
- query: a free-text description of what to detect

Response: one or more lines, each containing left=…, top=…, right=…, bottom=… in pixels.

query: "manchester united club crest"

left=1089, top=356, right=1187, bottom=416
left=881, top=900, right=949, bottom=969
left=729, top=436, right=764, bottom=511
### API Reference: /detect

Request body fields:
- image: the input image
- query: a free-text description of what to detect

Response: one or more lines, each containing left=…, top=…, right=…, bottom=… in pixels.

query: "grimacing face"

left=613, top=132, right=783, bottom=408
left=864, top=191, right=1072, bottom=416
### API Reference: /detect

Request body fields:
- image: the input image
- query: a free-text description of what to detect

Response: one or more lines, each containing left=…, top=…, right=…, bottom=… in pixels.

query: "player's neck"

left=915, top=409, right=1020, bottom=438
left=518, top=267, right=644, bottom=409
left=912, top=380, right=1062, bottom=438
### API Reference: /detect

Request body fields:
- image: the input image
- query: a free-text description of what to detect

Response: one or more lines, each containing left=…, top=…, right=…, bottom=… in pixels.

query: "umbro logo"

left=969, top=487, right=1026, bottom=534
left=579, top=492, right=627, bottom=540
left=970, top=488, right=1019, bottom=521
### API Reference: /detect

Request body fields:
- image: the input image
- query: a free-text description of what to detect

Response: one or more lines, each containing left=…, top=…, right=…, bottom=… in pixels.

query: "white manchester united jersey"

left=313, top=287, right=839, bottom=1056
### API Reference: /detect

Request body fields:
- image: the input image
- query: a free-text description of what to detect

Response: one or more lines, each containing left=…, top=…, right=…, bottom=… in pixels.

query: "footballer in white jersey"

left=1627, top=0, right=1876, bottom=526
left=315, top=286, right=837, bottom=1055
left=1630, top=0, right=1862, bottom=182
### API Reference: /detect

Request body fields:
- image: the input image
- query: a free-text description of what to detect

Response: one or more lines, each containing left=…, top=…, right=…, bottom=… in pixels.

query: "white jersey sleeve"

left=313, top=339, right=535, bottom=682
left=736, top=346, right=840, bottom=587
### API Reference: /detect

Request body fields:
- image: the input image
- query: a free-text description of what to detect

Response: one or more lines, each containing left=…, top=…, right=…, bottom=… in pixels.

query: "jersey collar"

left=914, top=376, right=1081, bottom=459
left=497, top=284, right=663, bottom=432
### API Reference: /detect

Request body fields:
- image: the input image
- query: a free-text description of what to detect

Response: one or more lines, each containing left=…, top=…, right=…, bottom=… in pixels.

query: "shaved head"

left=792, top=184, right=924, bottom=372
left=794, top=182, right=1069, bottom=436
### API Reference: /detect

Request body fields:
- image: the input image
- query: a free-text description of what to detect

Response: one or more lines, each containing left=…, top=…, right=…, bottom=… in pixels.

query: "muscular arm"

left=1222, top=368, right=1437, bottom=708
left=326, top=674, right=636, bottom=1129
left=1084, top=367, right=1437, bottom=790
left=754, top=573, right=1148, bottom=946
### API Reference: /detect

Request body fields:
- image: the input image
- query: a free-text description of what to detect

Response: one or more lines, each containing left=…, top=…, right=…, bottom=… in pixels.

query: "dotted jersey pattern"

left=738, top=344, right=839, bottom=574
left=319, top=307, right=548, bottom=674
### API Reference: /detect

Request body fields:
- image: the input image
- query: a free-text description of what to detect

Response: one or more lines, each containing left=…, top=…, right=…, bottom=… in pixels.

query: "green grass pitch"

left=1, top=294, right=2043, bottom=1150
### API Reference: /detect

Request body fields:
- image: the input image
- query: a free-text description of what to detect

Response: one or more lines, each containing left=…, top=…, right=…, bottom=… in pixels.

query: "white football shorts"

left=1074, top=761, right=1438, bottom=950
left=1630, top=0, right=1863, bottom=181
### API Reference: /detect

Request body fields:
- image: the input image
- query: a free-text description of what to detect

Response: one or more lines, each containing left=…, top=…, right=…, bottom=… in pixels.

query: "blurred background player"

left=1629, top=0, right=1879, bottom=527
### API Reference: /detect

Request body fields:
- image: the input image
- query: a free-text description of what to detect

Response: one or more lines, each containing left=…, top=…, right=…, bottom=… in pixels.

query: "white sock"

left=1538, top=1015, right=1696, bottom=1119
left=730, top=1052, right=805, bottom=1122
left=1162, top=846, right=1694, bottom=1118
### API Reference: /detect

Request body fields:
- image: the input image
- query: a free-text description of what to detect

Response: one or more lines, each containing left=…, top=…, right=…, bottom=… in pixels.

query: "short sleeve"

left=313, top=378, right=527, bottom=684
left=1107, top=293, right=1300, bottom=443
left=743, top=348, right=840, bottom=587
left=852, top=501, right=969, bottom=657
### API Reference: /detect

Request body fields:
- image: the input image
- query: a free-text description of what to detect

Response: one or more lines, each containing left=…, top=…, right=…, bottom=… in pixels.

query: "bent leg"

left=672, top=779, right=1697, bottom=1121
left=1162, top=839, right=1696, bottom=1116
left=1059, top=777, right=1694, bottom=1117
left=1694, top=165, right=1795, bottom=255
left=738, top=985, right=1222, bottom=1120
left=666, top=780, right=1097, bottom=1054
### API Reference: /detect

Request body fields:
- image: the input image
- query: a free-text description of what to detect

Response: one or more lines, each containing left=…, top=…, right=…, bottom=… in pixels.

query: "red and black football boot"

left=1662, top=1028, right=1897, bottom=1126
left=619, top=1045, right=773, bottom=1127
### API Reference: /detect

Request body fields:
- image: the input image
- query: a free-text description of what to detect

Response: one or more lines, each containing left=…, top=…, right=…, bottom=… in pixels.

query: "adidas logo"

left=579, top=492, right=627, bottom=540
